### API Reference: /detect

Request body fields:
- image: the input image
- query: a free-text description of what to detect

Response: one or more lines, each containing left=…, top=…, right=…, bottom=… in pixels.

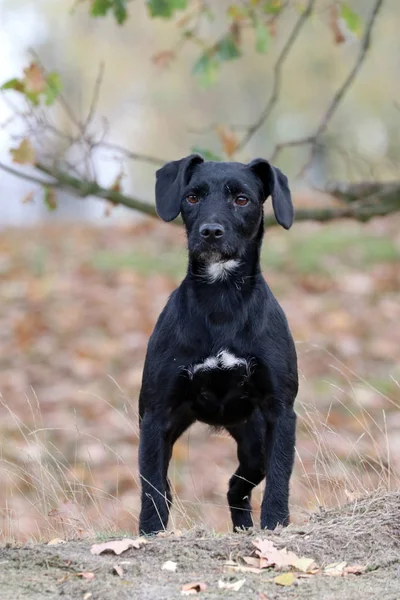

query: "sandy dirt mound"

left=0, top=492, right=399, bottom=599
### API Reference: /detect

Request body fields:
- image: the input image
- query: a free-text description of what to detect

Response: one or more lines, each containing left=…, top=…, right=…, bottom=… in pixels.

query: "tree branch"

left=296, top=0, right=384, bottom=175
left=2, top=160, right=398, bottom=226
left=235, top=0, right=316, bottom=153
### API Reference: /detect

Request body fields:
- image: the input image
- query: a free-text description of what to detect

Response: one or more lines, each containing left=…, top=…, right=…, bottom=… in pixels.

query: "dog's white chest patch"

left=188, top=349, right=248, bottom=378
left=206, top=259, right=240, bottom=283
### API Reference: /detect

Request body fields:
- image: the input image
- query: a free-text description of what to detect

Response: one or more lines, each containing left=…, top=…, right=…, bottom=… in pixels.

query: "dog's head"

left=155, top=155, right=293, bottom=262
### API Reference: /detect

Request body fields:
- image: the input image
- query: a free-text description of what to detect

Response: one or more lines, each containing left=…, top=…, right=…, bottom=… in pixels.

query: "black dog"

left=138, top=155, right=298, bottom=534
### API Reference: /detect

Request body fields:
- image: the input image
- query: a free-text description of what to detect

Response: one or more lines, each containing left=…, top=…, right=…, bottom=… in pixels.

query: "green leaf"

left=340, top=3, right=362, bottom=36
left=91, top=0, right=112, bottom=17
left=44, top=72, right=63, bottom=105
left=191, top=147, right=222, bottom=161
left=113, top=0, right=128, bottom=24
left=192, top=54, right=219, bottom=88
left=147, top=0, right=187, bottom=19
left=254, top=19, right=270, bottom=54
left=262, top=0, right=283, bottom=14
left=1, top=78, right=25, bottom=93
left=44, top=187, right=57, bottom=211
left=217, top=34, right=241, bottom=61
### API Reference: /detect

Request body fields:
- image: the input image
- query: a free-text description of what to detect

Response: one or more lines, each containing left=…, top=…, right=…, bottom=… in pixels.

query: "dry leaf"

left=10, top=139, right=36, bottom=165
left=181, top=581, right=207, bottom=595
left=324, top=561, right=347, bottom=576
left=90, top=538, right=147, bottom=556
left=216, top=125, right=238, bottom=157
left=83, top=594, right=92, bottom=600
left=242, top=556, right=261, bottom=568
left=218, top=578, right=246, bottom=591
left=329, top=4, right=345, bottom=44
left=162, top=560, right=177, bottom=572
left=23, top=63, right=46, bottom=94
left=253, top=539, right=316, bottom=571
left=274, top=572, right=296, bottom=586
left=77, top=572, right=95, bottom=581
left=259, top=593, right=269, bottom=600
left=344, top=564, right=366, bottom=575
left=113, top=565, right=124, bottom=577
left=47, top=538, right=66, bottom=546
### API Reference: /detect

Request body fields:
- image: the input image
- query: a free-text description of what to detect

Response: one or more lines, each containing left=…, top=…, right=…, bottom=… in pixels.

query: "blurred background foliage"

left=0, top=0, right=399, bottom=541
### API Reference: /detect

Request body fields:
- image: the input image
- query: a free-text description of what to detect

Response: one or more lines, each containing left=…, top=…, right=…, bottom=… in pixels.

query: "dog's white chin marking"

left=206, top=259, right=240, bottom=283
left=189, top=349, right=248, bottom=378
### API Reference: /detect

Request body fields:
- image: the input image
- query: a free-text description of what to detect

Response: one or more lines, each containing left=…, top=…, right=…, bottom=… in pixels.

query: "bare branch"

left=0, top=162, right=58, bottom=188
left=236, top=0, right=316, bottom=153
left=83, top=61, right=105, bottom=132
left=298, top=0, right=385, bottom=176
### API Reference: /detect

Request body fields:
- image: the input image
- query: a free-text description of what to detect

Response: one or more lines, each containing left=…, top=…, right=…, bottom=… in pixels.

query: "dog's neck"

left=187, top=237, right=263, bottom=289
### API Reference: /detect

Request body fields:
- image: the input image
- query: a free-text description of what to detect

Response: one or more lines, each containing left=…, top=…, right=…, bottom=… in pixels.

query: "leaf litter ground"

left=0, top=492, right=398, bottom=599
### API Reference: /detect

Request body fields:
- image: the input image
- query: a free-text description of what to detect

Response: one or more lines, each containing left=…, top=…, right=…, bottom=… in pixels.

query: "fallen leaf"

left=181, top=581, right=207, bottom=595
left=23, top=63, right=46, bottom=94
left=274, top=572, right=296, bottom=586
left=253, top=539, right=316, bottom=571
left=113, top=565, right=124, bottom=577
left=83, top=594, right=92, bottom=600
left=77, top=572, right=95, bottom=580
left=90, top=538, right=147, bottom=555
left=324, top=561, right=347, bottom=576
left=291, top=556, right=318, bottom=573
left=218, top=578, right=246, bottom=591
left=225, top=563, right=261, bottom=575
left=162, top=560, right=177, bottom=572
left=57, top=575, right=69, bottom=584
left=242, top=556, right=261, bottom=568
left=259, top=593, right=269, bottom=600
left=47, top=538, right=66, bottom=545
left=10, top=139, right=36, bottom=165
left=344, top=564, right=366, bottom=575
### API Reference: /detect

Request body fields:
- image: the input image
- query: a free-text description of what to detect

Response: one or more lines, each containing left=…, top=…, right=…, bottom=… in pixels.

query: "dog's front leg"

left=260, top=404, right=296, bottom=530
left=139, top=409, right=169, bottom=535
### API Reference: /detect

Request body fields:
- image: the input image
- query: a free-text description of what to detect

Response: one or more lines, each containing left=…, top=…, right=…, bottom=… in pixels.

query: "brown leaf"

left=77, top=572, right=95, bottom=580
left=90, top=537, right=147, bottom=555
left=242, top=556, right=261, bottom=568
left=216, top=125, right=238, bottom=157
left=253, top=539, right=316, bottom=572
left=10, top=139, right=36, bottom=165
left=113, top=565, right=124, bottom=577
left=181, top=581, right=207, bottom=595
left=344, top=564, right=366, bottom=575
left=329, top=4, right=345, bottom=44
left=23, top=63, right=46, bottom=94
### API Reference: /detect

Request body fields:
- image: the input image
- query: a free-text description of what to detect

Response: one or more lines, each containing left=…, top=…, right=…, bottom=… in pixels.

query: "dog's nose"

left=199, top=223, right=225, bottom=239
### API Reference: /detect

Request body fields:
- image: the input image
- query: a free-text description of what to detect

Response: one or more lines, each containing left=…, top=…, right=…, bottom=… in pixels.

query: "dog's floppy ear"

left=247, top=158, right=294, bottom=230
left=155, top=154, right=204, bottom=222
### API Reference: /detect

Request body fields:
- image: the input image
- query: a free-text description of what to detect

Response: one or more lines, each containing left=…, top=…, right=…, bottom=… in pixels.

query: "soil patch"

left=0, top=492, right=399, bottom=599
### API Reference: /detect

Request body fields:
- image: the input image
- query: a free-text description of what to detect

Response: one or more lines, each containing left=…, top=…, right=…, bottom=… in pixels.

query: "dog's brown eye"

left=235, top=196, right=248, bottom=206
left=187, top=194, right=199, bottom=204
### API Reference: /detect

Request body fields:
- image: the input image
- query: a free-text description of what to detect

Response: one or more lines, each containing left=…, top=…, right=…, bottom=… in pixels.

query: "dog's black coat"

left=138, top=156, right=298, bottom=534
